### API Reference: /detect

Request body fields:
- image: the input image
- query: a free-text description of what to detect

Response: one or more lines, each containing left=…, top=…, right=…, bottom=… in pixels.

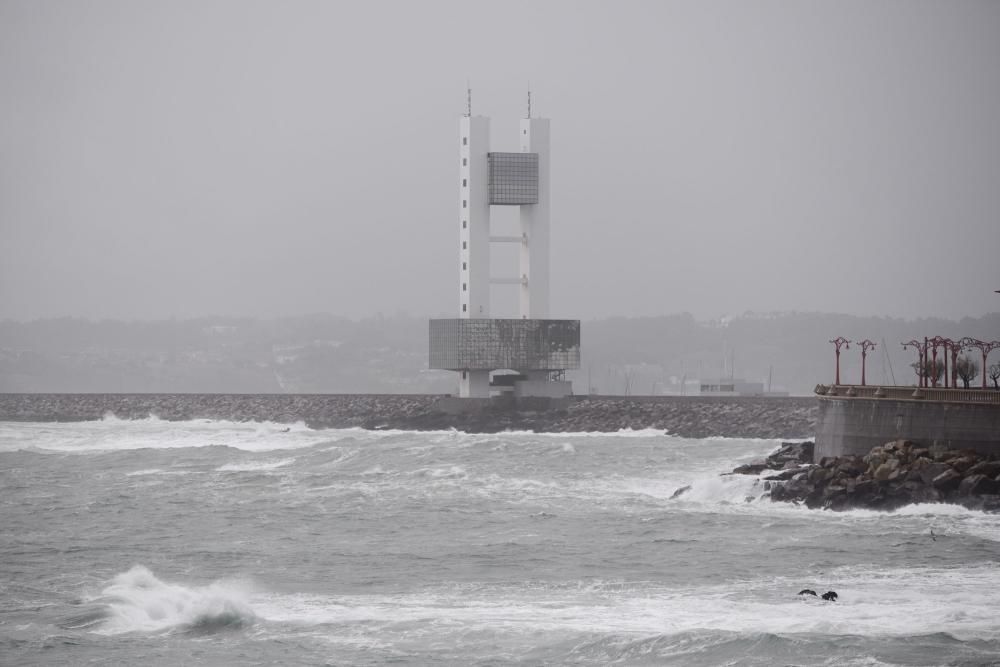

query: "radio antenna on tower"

left=527, top=84, right=531, bottom=118
left=465, top=81, right=472, bottom=117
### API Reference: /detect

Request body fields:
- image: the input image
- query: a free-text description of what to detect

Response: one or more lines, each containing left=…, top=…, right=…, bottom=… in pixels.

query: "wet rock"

left=967, top=461, right=1000, bottom=478
left=932, top=469, right=962, bottom=491
left=949, top=456, right=978, bottom=474
left=916, top=461, right=952, bottom=486
left=958, top=474, right=998, bottom=497
left=760, top=440, right=1000, bottom=513
left=733, top=461, right=769, bottom=475
left=874, top=459, right=900, bottom=481
left=764, top=467, right=805, bottom=482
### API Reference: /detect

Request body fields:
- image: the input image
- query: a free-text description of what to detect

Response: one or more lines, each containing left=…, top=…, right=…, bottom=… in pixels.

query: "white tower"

left=431, top=93, right=579, bottom=399
left=519, top=117, right=550, bottom=320
left=458, top=114, right=491, bottom=397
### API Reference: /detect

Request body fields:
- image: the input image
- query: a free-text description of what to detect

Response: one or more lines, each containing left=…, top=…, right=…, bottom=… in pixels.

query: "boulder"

left=874, top=459, right=900, bottom=481
left=733, top=461, right=768, bottom=475
left=930, top=444, right=959, bottom=462
left=948, top=456, right=978, bottom=474
left=966, top=461, right=1000, bottom=478
left=835, top=456, right=865, bottom=477
left=932, top=468, right=962, bottom=491
left=765, top=467, right=805, bottom=482
left=916, top=461, right=952, bottom=486
left=958, top=474, right=999, bottom=497
left=807, top=467, right=832, bottom=484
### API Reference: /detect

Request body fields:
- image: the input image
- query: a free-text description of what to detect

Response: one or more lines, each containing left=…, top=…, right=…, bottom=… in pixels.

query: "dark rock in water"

left=732, top=461, right=769, bottom=475
left=732, top=442, right=814, bottom=478
left=756, top=439, right=1000, bottom=513
left=670, top=485, right=692, bottom=499
left=798, top=589, right=817, bottom=596
left=821, top=591, right=838, bottom=602
left=764, top=467, right=805, bottom=482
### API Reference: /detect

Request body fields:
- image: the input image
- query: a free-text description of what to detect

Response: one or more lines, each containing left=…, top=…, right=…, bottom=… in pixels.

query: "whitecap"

left=85, top=565, right=255, bottom=635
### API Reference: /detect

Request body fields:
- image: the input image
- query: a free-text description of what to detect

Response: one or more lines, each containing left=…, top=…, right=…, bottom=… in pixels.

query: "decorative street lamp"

left=963, top=339, right=1000, bottom=389
left=943, top=338, right=966, bottom=389
left=935, top=336, right=961, bottom=389
left=829, top=337, right=850, bottom=386
left=928, top=336, right=947, bottom=388
left=902, top=339, right=929, bottom=387
left=858, top=339, right=876, bottom=386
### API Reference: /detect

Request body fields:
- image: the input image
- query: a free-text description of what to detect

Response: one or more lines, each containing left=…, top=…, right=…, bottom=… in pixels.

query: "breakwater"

left=0, top=394, right=817, bottom=439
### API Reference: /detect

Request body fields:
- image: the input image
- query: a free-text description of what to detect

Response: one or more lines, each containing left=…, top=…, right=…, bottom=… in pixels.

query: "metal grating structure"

left=488, top=152, right=539, bottom=205
left=429, top=319, right=580, bottom=371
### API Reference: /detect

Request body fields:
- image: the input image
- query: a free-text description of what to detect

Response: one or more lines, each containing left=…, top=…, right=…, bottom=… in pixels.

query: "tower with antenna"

left=429, top=89, right=580, bottom=398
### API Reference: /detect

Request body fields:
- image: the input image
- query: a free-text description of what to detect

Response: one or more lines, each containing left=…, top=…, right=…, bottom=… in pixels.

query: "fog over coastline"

left=2, top=311, right=997, bottom=395
left=2, top=1, right=999, bottom=323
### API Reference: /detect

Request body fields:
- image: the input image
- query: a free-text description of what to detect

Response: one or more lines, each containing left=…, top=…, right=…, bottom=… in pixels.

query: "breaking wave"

left=74, top=565, right=255, bottom=635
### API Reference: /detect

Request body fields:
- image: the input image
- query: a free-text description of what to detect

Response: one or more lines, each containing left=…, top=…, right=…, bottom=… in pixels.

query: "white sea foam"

left=0, top=417, right=348, bottom=453
left=249, top=562, right=1000, bottom=641
left=216, top=457, right=297, bottom=472
left=87, top=565, right=255, bottom=635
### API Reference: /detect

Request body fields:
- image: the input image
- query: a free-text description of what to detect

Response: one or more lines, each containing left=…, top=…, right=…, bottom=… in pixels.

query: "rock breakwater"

left=738, top=440, right=1000, bottom=512
left=0, top=394, right=816, bottom=439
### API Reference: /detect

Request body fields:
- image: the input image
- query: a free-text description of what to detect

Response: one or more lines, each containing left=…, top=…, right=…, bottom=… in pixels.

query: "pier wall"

left=815, top=386, right=1000, bottom=459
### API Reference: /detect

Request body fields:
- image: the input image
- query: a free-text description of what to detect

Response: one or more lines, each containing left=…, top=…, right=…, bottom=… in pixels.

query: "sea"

left=2, top=416, right=999, bottom=666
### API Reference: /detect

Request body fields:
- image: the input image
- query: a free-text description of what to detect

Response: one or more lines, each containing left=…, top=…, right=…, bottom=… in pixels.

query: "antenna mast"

left=465, top=81, right=471, bottom=117
left=527, top=84, right=531, bottom=118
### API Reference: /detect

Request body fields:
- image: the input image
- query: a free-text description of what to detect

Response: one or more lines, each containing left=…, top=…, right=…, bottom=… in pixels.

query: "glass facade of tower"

left=429, top=319, right=580, bottom=371
left=488, top=152, right=539, bottom=205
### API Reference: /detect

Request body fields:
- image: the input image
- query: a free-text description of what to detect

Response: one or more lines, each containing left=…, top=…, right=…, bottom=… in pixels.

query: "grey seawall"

left=815, top=394, right=1000, bottom=460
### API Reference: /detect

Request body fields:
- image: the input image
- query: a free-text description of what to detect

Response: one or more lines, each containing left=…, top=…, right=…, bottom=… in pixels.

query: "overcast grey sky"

left=1, top=0, right=998, bottom=322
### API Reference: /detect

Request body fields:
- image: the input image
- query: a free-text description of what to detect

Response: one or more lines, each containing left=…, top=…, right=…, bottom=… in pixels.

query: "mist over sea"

left=2, top=417, right=999, bottom=666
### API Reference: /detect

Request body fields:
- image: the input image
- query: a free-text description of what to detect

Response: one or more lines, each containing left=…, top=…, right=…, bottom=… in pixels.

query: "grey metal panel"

left=429, top=319, right=580, bottom=370
left=488, top=152, right=539, bottom=205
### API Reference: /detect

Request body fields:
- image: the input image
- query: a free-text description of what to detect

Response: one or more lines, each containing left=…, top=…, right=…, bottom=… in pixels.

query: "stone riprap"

left=738, top=440, right=1000, bottom=512
left=0, top=394, right=817, bottom=439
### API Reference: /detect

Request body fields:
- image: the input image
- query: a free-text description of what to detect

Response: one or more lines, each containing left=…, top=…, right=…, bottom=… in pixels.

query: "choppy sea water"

left=1, top=417, right=999, bottom=666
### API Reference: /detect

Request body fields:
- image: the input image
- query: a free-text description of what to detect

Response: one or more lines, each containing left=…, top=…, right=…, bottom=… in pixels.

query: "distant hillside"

left=1, top=312, right=997, bottom=395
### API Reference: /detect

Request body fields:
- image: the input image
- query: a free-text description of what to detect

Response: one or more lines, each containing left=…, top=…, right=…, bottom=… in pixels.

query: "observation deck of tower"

left=428, top=93, right=581, bottom=398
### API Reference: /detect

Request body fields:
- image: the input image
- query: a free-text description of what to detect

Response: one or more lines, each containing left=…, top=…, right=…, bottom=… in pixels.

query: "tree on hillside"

left=989, top=363, right=1000, bottom=390
left=955, top=355, right=980, bottom=389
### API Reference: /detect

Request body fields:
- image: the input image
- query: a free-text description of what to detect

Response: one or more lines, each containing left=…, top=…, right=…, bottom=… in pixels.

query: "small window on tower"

left=462, top=200, right=467, bottom=208
left=462, top=220, right=466, bottom=229
left=462, top=179, right=467, bottom=187
left=462, top=137, right=467, bottom=145
left=463, top=158, right=467, bottom=166
left=462, top=262, right=467, bottom=270
left=462, top=241, right=466, bottom=249
left=462, top=304, right=467, bottom=313
left=462, top=283, right=467, bottom=291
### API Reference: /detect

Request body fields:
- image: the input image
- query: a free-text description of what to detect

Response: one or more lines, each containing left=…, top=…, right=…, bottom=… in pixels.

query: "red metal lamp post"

left=928, top=336, right=948, bottom=388
left=829, top=337, right=850, bottom=386
left=943, top=338, right=965, bottom=389
left=858, top=339, right=876, bottom=386
left=902, top=339, right=929, bottom=387
left=935, top=336, right=959, bottom=389
left=963, top=339, right=1000, bottom=389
